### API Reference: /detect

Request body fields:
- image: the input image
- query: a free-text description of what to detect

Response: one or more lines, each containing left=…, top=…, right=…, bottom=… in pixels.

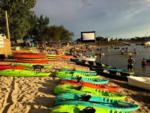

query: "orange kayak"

left=61, top=80, right=119, bottom=93
left=61, top=55, right=74, bottom=59
left=13, top=52, right=46, bottom=59
left=15, top=59, right=49, bottom=64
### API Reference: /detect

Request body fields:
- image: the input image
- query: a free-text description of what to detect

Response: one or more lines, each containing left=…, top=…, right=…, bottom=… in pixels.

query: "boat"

left=128, top=76, right=150, bottom=91
left=57, top=72, right=100, bottom=78
left=0, top=64, right=24, bottom=70
left=61, top=80, right=119, bottom=92
left=92, top=67, right=135, bottom=81
left=61, top=76, right=108, bottom=85
left=61, top=55, right=74, bottom=59
left=47, top=54, right=60, bottom=60
left=13, top=52, right=47, bottom=59
left=0, top=69, right=50, bottom=77
left=51, top=101, right=139, bottom=113
left=54, top=84, right=126, bottom=101
left=61, top=69, right=97, bottom=75
left=70, top=58, right=80, bottom=62
left=13, top=63, right=52, bottom=69
left=15, top=59, right=49, bottom=64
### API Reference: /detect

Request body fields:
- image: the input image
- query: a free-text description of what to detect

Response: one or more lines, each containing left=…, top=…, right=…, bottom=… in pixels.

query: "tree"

left=28, top=15, right=50, bottom=41
left=45, top=25, right=73, bottom=41
left=0, top=0, right=36, bottom=39
left=29, top=16, right=73, bottom=42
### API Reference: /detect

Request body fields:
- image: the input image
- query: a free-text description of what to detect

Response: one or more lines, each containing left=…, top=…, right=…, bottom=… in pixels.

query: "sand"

left=0, top=59, right=149, bottom=113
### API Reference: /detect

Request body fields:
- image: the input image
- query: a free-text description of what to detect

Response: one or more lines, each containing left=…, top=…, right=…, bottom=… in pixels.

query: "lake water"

left=101, top=44, right=150, bottom=77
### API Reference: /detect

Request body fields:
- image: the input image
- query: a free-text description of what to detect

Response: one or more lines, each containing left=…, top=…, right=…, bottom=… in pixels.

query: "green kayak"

left=51, top=103, right=139, bottom=113
left=61, top=69, right=97, bottom=76
left=0, top=69, right=50, bottom=77
left=57, top=71, right=100, bottom=78
left=13, top=63, right=52, bottom=69
left=54, top=84, right=126, bottom=101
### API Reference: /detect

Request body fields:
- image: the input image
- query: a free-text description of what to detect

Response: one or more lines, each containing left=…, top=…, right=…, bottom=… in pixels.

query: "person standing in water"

left=141, top=58, right=146, bottom=68
left=127, top=55, right=134, bottom=71
left=95, top=48, right=104, bottom=67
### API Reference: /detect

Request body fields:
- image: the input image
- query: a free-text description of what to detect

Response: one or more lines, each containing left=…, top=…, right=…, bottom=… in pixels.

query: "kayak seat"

left=75, top=86, right=82, bottom=90
left=80, top=107, right=95, bottom=113
left=81, top=95, right=91, bottom=101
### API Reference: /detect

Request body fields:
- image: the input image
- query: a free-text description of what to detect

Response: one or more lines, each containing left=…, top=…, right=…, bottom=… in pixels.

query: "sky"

left=34, top=0, right=150, bottom=39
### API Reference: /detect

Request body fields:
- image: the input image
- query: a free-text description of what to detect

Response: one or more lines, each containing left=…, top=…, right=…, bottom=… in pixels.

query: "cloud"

left=34, top=0, right=150, bottom=39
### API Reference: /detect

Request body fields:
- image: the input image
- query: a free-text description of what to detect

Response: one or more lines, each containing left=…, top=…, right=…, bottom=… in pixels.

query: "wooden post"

left=5, top=11, right=10, bottom=39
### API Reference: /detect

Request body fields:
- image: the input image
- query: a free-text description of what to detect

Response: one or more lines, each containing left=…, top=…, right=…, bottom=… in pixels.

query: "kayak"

left=128, top=76, right=150, bottom=91
left=0, top=64, right=24, bottom=70
left=0, top=69, right=50, bottom=77
left=61, top=55, right=74, bottom=59
left=61, top=80, right=119, bottom=92
left=13, top=63, right=52, bottom=69
left=51, top=102, right=139, bottom=113
left=57, top=72, right=100, bottom=79
left=47, top=54, right=62, bottom=59
left=60, top=69, right=97, bottom=76
left=93, top=67, right=135, bottom=81
left=62, top=69, right=97, bottom=74
left=54, top=93, right=139, bottom=113
left=15, top=59, right=49, bottom=64
left=13, top=52, right=46, bottom=59
left=70, top=58, right=80, bottom=62
left=61, top=76, right=108, bottom=85
left=54, top=84, right=126, bottom=101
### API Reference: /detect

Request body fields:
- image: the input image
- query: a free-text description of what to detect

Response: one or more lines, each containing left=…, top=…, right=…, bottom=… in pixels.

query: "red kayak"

left=0, top=64, right=24, bottom=70
left=15, top=59, right=49, bottom=64
left=13, top=52, right=46, bottom=59
left=61, top=80, right=119, bottom=93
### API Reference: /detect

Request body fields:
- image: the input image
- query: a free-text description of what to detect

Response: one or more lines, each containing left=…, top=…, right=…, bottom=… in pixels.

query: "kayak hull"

left=15, top=59, right=49, bottom=64
left=54, top=84, right=126, bottom=101
left=13, top=52, right=46, bottom=59
left=0, top=69, right=50, bottom=77
left=0, top=65, right=24, bottom=70
left=61, top=80, right=119, bottom=92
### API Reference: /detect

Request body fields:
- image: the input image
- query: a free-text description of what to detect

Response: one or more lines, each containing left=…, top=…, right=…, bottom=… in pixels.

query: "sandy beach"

left=0, top=60, right=149, bottom=113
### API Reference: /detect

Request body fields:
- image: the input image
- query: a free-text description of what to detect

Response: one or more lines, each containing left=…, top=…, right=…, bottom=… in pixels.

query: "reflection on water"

left=101, top=45, right=150, bottom=77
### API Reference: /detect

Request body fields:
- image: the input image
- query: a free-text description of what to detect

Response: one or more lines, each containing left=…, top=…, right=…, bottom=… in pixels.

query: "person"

left=133, top=48, right=137, bottom=55
left=127, top=55, right=134, bottom=71
left=141, top=58, right=146, bottom=68
left=95, top=48, right=104, bottom=66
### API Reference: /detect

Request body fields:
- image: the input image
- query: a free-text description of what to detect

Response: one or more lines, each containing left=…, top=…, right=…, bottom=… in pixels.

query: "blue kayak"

left=55, top=99, right=139, bottom=113
left=62, top=69, right=97, bottom=75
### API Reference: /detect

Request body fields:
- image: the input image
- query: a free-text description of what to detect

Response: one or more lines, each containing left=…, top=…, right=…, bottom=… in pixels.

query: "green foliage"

left=131, top=36, right=150, bottom=41
left=28, top=15, right=49, bottom=41
left=46, top=25, right=73, bottom=41
left=0, top=0, right=36, bottom=38
left=29, top=15, right=73, bottom=41
left=0, top=0, right=73, bottom=41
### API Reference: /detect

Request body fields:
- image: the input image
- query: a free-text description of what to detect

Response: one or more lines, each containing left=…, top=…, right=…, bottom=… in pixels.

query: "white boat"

left=128, top=76, right=150, bottom=91
left=81, top=56, right=96, bottom=62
